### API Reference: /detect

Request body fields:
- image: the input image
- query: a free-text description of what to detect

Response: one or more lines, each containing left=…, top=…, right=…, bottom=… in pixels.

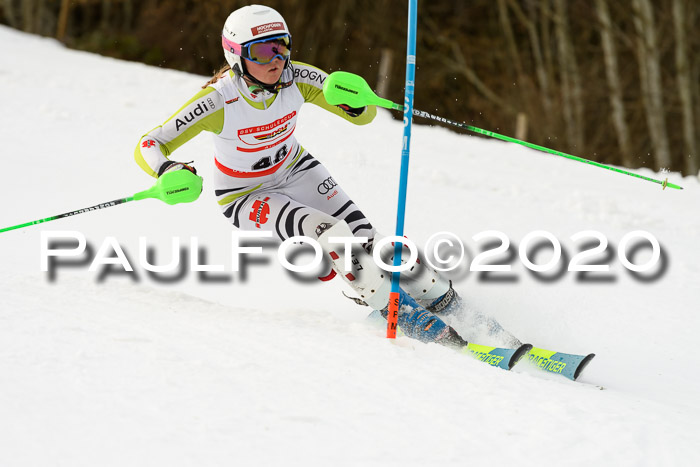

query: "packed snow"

left=1, top=26, right=699, bottom=466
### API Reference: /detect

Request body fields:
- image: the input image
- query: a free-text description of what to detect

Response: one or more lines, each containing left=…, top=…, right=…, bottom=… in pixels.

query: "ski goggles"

left=221, top=33, right=292, bottom=65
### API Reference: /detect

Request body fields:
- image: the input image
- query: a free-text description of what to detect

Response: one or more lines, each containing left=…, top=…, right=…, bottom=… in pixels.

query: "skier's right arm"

left=135, top=87, right=224, bottom=178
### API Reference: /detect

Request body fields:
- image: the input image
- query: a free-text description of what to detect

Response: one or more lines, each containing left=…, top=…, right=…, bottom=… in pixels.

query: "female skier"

left=134, top=4, right=472, bottom=348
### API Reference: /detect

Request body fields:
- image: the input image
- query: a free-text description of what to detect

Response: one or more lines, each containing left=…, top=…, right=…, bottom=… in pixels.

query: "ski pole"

left=323, top=72, right=683, bottom=191
left=384, top=0, right=419, bottom=339
left=0, top=170, right=203, bottom=234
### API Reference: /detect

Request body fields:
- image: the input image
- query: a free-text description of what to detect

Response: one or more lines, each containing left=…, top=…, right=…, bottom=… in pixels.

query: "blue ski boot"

left=369, top=288, right=468, bottom=349
left=419, top=281, right=463, bottom=316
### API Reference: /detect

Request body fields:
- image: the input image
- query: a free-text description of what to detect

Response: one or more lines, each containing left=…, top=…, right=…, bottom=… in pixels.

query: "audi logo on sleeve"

left=317, top=177, right=337, bottom=194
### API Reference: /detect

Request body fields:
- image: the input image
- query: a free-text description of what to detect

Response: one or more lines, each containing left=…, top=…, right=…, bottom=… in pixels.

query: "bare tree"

left=21, top=0, right=34, bottom=32
left=34, top=0, right=56, bottom=37
left=632, top=0, right=672, bottom=169
left=100, top=0, right=111, bottom=34
left=553, top=0, right=585, bottom=151
left=672, top=0, right=698, bottom=174
left=123, top=0, right=134, bottom=32
left=595, top=0, right=632, bottom=166
left=57, top=0, right=70, bottom=40
left=507, top=0, right=553, bottom=118
left=1, top=0, right=20, bottom=29
left=497, top=0, right=527, bottom=103
left=376, top=48, right=393, bottom=97
left=539, top=0, right=555, bottom=103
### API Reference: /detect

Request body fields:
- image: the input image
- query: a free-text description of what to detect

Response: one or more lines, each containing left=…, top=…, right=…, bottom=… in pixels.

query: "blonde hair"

left=202, top=64, right=232, bottom=88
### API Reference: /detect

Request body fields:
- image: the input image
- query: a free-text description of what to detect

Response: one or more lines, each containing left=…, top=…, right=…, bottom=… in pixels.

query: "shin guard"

left=370, top=232, right=450, bottom=303
left=317, top=221, right=391, bottom=310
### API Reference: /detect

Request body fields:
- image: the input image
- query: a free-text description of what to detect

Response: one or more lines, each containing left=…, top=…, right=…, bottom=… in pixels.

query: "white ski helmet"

left=221, top=5, right=291, bottom=79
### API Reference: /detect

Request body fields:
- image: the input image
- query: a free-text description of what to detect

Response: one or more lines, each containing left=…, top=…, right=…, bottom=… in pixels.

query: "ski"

left=522, top=347, right=596, bottom=381
left=364, top=306, right=595, bottom=379
left=462, top=342, right=533, bottom=370
left=462, top=343, right=595, bottom=380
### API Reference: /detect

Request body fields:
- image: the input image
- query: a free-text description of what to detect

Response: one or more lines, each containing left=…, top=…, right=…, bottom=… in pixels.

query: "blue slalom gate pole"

left=387, top=0, right=418, bottom=338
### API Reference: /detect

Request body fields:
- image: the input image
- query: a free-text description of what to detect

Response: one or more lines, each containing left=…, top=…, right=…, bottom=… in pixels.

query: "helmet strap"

left=238, top=58, right=290, bottom=94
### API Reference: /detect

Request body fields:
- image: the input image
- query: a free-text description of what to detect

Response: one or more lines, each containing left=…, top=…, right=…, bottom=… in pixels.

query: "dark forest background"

left=2, top=0, right=698, bottom=175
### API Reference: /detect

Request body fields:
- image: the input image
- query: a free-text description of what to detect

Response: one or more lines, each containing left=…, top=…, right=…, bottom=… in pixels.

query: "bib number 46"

left=252, top=145, right=288, bottom=171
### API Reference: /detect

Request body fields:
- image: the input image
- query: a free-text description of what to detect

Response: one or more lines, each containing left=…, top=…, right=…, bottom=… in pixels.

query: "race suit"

left=135, top=61, right=376, bottom=242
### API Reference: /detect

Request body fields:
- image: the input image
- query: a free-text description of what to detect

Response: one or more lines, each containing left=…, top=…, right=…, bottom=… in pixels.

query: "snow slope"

left=1, top=26, right=699, bottom=466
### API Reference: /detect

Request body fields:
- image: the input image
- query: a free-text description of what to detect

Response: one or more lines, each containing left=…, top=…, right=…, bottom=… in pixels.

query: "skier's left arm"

left=292, top=61, right=377, bottom=125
